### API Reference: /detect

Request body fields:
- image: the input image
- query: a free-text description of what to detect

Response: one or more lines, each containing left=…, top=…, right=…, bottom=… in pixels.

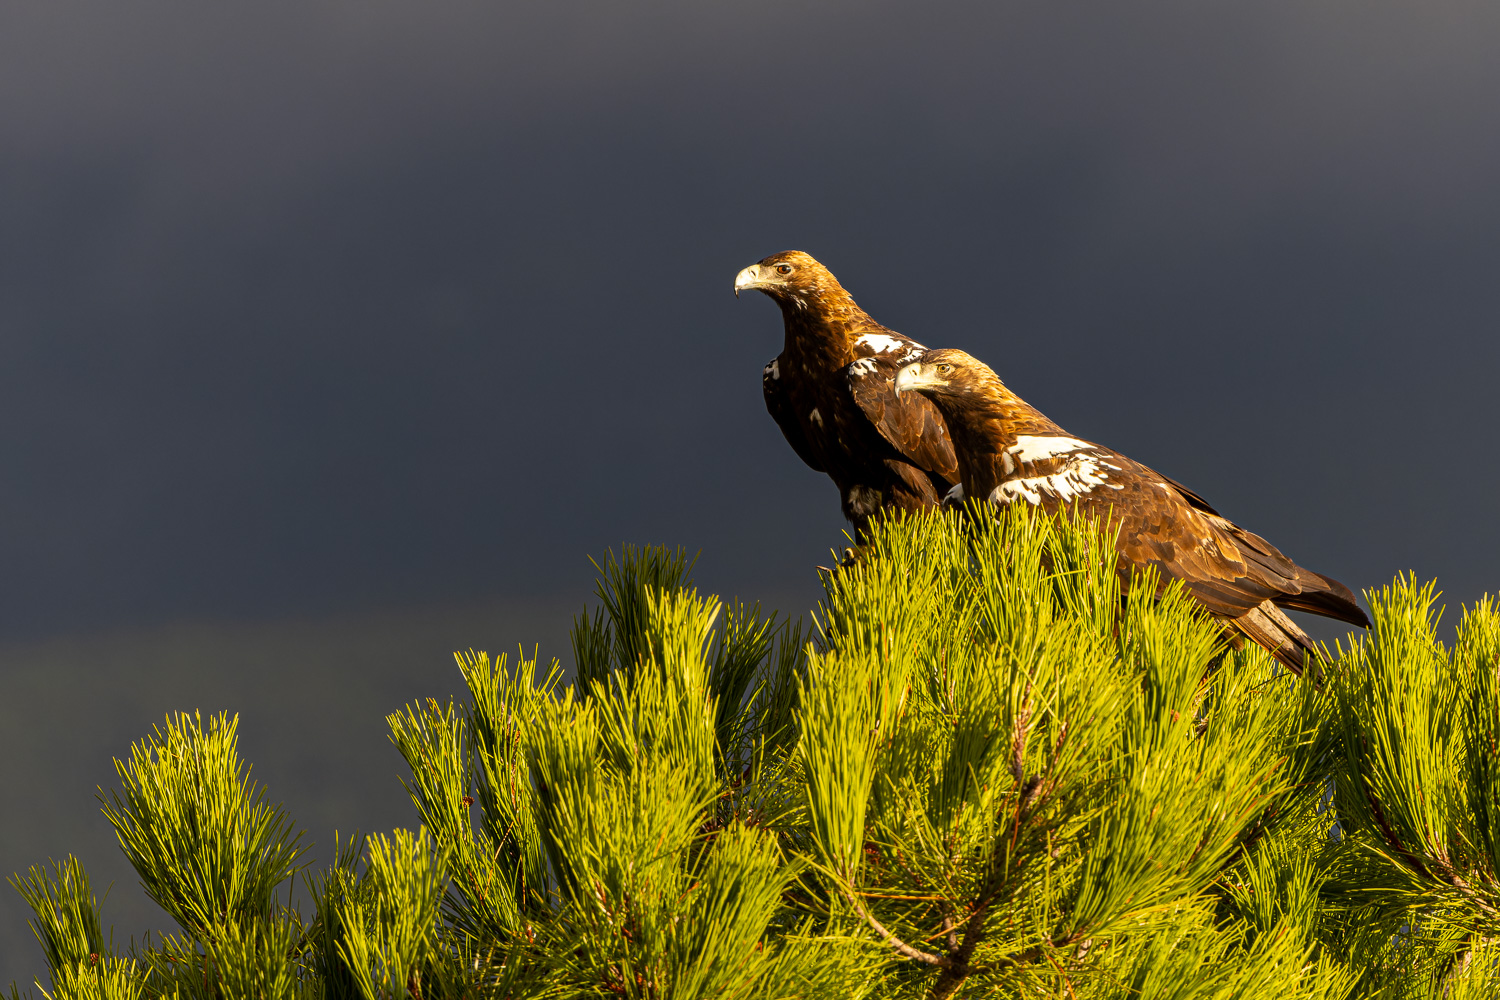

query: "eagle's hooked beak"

left=895, top=362, right=942, bottom=397
left=734, top=264, right=765, bottom=298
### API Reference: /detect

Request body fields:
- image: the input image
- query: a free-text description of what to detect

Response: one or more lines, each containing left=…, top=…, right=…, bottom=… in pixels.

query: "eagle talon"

left=836, top=545, right=871, bottom=570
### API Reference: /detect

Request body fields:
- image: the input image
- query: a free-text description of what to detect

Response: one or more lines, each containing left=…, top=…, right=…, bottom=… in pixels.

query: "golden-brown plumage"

left=735, top=251, right=959, bottom=532
left=895, top=348, right=1370, bottom=674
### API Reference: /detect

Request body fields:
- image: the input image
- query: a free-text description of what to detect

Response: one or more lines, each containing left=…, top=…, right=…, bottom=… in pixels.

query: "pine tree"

left=9, top=505, right=1500, bottom=998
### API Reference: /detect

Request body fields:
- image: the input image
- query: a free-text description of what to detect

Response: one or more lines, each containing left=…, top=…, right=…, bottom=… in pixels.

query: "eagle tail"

left=1275, top=571, right=1372, bottom=629
left=1232, top=601, right=1326, bottom=682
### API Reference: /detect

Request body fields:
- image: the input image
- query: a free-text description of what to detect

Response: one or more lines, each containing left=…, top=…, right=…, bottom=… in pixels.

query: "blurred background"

left=4, top=0, right=1498, bottom=979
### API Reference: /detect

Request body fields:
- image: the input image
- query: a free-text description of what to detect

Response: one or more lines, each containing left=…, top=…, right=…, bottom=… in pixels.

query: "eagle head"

left=733, top=250, right=837, bottom=306
left=894, top=349, right=992, bottom=399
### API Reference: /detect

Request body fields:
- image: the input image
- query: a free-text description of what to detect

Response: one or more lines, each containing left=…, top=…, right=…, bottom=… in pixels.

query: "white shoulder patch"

left=848, top=357, right=879, bottom=377
left=764, top=359, right=780, bottom=380
left=855, top=333, right=909, bottom=354
left=1006, top=435, right=1095, bottom=463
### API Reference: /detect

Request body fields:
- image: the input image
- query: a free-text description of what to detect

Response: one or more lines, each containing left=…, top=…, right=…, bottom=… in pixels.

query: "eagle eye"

left=937, top=363, right=954, bottom=375
left=775, top=263, right=794, bottom=276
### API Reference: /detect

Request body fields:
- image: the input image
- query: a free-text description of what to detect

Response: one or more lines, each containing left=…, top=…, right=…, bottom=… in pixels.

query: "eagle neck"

left=778, top=294, right=880, bottom=371
left=928, top=386, right=1066, bottom=498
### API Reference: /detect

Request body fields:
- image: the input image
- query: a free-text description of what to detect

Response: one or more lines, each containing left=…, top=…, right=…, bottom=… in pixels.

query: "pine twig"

left=841, top=889, right=954, bottom=969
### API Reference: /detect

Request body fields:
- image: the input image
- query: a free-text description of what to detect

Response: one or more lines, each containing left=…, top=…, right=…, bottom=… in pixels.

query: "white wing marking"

left=989, top=452, right=1124, bottom=506
left=856, top=333, right=911, bottom=354
left=1006, top=435, right=1095, bottom=463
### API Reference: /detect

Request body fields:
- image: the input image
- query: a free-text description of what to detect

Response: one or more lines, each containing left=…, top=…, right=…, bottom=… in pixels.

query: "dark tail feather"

left=1277, top=571, right=1371, bottom=629
left=1233, top=601, right=1326, bottom=683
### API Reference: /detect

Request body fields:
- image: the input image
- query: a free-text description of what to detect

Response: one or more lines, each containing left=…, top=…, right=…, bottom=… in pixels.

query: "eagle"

left=734, top=251, right=959, bottom=532
left=894, top=348, right=1370, bottom=674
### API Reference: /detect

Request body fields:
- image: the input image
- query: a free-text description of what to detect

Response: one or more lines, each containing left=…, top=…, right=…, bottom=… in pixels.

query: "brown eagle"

left=734, top=251, right=959, bottom=532
left=894, top=348, right=1370, bottom=674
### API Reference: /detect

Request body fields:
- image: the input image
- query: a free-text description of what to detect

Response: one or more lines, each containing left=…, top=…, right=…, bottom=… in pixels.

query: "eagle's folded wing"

left=845, top=351, right=960, bottom=483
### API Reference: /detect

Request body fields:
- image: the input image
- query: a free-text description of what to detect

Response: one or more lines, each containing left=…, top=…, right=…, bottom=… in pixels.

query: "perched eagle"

left=894, top=349, right=1370, bottom=674
left=734, top=251, right=959, bottom=532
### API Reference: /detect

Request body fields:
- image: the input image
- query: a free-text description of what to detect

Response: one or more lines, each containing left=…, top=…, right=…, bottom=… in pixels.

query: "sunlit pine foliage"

left=7, top=506, right=1500, bottom=998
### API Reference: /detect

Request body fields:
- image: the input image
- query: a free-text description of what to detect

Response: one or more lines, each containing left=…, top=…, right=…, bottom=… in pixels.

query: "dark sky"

left=3, top=0, right=1497, bottom=639
left=3, top=0, right=1499, bottom=977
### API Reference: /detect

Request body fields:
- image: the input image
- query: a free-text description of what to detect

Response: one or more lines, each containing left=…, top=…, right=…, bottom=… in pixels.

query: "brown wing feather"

left=1215, top=521, right=1368, bottom=626
left=845, top=353, right=961, bottom=484
left=1158, top=473, right=1222, bottom=516
left=1061, top=450, right=1274, bottom=617
left=1067, top=448, right=1367, bottom=626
